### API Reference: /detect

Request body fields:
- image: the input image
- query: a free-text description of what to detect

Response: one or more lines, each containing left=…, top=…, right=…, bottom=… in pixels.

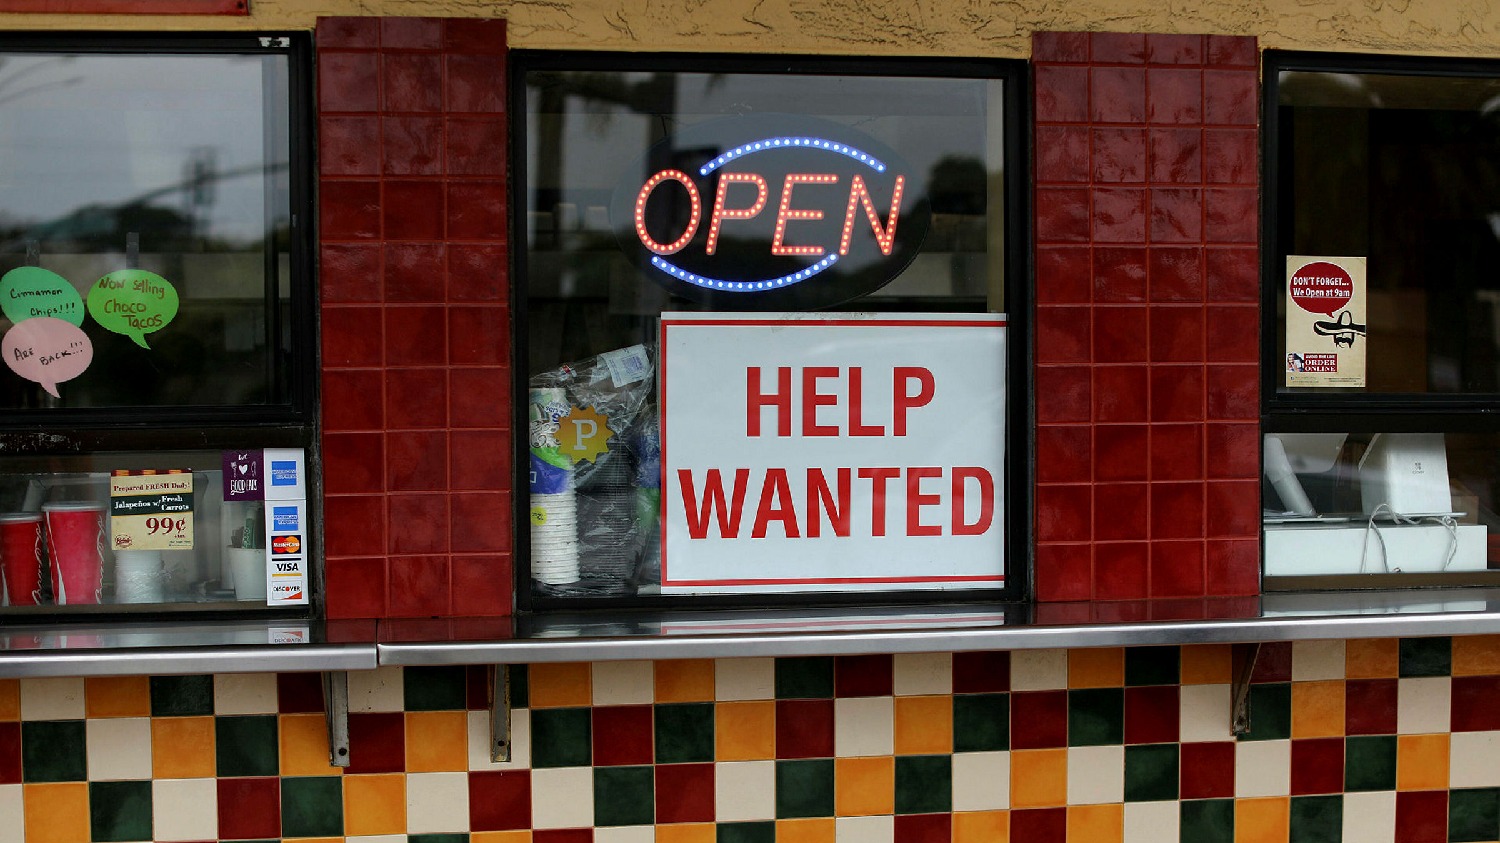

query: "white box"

left=1265, top=521, right=1486, bottom=577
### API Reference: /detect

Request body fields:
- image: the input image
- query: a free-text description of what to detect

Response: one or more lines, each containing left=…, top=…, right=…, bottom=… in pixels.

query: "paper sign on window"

left=1285, top=256, right=1367, bottom=388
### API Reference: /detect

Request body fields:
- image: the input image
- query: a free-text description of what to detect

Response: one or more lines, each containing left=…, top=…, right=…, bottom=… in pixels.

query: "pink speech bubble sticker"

left=1289, top=261, right=1354, bottom=316
left=3, top=317, right=93, bottom=398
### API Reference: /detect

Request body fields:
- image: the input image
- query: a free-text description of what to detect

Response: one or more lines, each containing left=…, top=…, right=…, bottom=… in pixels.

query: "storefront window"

left=516, top=52, right=1026, bottom=605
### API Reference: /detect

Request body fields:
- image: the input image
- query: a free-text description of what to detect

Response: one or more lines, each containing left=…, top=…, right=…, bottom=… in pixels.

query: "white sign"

left=660, top=312, right=1007, bottom=594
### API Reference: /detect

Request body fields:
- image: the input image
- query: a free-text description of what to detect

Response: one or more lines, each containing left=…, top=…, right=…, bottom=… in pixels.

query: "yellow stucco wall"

left=3, top=0, right=1500, bottom=58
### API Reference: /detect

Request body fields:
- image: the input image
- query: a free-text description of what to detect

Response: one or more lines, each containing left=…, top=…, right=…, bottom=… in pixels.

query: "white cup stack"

left=113, top=549, right=165, bottom=603
left=530, top=387, right=580, bottom=585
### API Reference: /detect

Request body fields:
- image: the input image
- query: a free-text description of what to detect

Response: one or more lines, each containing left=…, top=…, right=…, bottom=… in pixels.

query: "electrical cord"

left=1358, top=503, right=1459, bottom=574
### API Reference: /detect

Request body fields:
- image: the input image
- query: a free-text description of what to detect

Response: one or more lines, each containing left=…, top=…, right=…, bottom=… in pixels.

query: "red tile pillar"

left=1031, top=32, right=1261, bottom=601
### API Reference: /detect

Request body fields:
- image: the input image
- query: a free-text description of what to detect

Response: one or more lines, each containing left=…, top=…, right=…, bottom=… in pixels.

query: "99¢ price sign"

left=109, top=472, right=194, bottom=551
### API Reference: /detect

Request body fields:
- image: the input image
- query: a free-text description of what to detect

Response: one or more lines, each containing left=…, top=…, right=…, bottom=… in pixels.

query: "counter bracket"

left=1230, top=642, right=1262, bottom=737
left=323, top=670, right=350, bottom=768
left=490, top=665, right=512, bottom=763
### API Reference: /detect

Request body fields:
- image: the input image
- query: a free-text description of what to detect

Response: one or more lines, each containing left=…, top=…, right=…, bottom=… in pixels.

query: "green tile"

left=404, top=666, right=468, bottom=711
left=508, top=665, right=528, bottom=709
left=656, top=703, right=714, bottom=764
left=215, top=715, right=279, bottom=777
left=1344, top=735, right=1397, bottom=792
left=594, top=765, right=654, bottom=826
left=775, top=657, right=833, bottom=699
left=1449, top=787, right=1500, bottom=842
left=953, top=693, right=1009, bottom=752
left=1068, top=688, right=1124, bottom=747
left=1180, top=798, right=1234, bottom=843
left=1289, top=795, right=1342, bottom=843
left=150, top=675, right=214, bottom=717
left=21, top=720, right=85, bottom=782
left=281, top=775, right=343, bottom=838
left=1240, top=683, right=1292, bottom=742
left=1124, top=743, right=1178, bottom=802
left=89, top=780, right=151, bottom=843
left=776, top=758, right=835, bottom=818
left=1125, top=646, right=1180, bottom=686
left=894, top=755, right=951, bottom=815
left=1398, top=637, right=1452, bottom=678
left=530, top=707, right=592, bottom=768
left=410, top=836, right=469, bottom=843
left=718, top=821, right=776, bottom=843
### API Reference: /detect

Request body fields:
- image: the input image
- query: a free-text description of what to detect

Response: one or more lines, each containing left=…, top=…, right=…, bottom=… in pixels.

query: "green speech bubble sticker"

left=86, top=270, right=179, bottom=349
left=0, top=267, right=85, bottom=327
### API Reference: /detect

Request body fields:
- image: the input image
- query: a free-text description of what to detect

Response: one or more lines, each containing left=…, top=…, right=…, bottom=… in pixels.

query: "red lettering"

left=802, top=366, right=839, bottom=436
left=634, top=169, right=702, bottom=255
left=858, top=467, right=901, bottom=537
left=847, top=367, right=884, bottom=436
left=893, top=367, right=935, bottom=436
left=706, top=173, right=768, bottom=255
left=905, top=466, right=943, bottom=537
left=807, top=468, right=851, bottom=538
left=678, top=468, right=751, bottom=539
left=747, top=367, right=792, bottom=437
left=751, top=468, right=800, bottom=538
left=839, top=174, right=904, bottom=255
left=771, top=174, right=836, bottom=256
left=952, top=466, right=995, bottom=536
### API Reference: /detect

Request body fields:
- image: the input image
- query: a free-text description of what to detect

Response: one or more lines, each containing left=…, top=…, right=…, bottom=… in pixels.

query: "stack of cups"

left=0, top=513, right=45, bottom=606
left=114, top=550, right=165, bottom=604
left=42, top=502, right=104, bottom=605
left=530, top=387, right=579, bottom=585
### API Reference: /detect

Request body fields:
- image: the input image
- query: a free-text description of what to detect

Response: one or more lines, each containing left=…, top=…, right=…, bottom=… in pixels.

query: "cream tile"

left=1342, top=790, right=1396, bottom=843
left=1123, top=800, right=1179, bottom=843
left=19, top=677, right=83, bottom=720
left=1397, top=677, right=1451, bottom=734
left=1291, top=640, right=1345, bottom=681
left=716, top=658, right=775, bottom=701
left=1010, top=649, right=1067, bottom=691
left=893, top=653, right=952, bottom=696
left=86, top=717, right=152, bottom=780
left=595, top=826, right=654, bottom=843
left=152, top=778, right=217, bottom=842
left=716, top=760, right=775, bottom=821
left=1178, top=683, right=1232, bottom=742
left=1234, top=739, right=1291, bottom=797
left=1067, top=745, right=1123, bottom=805
left=212, top=673, right=278, bottom=715
left=406, top=771, right=470, bottom=833
left=0, top=784, right=20, bottom=843
left=952, top=751, right=1009, bottom=811
left=531, top=767, right=594, bottom=829
left=1450, top=730, right=1500, bottom=787
left=592, top=661, right=654, bottom=706
left=836, top=815, right=894, bottom=842
left=347, top=665, right=406, bottom=713
left=467, top=708, right=530, bottom=771
left=834, top=697, right=893, bottom=757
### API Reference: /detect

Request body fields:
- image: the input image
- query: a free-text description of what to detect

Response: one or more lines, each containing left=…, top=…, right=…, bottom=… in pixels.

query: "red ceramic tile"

left=1203, top=128, right=1257, bottom=185
left=1179, top=742, right=1234, bottom=799
left=1124, top=685, right=1179, bottom=743
left=952, top=651, right=1009, bottom=694
left=1093, top=365, right=1150, bottom=424
left=1151, top=483, right=1204, bottom=540
left=592, top=705, right=653, bottom=766
left=1250, top=642, right=1292, bottom=683
left=1010, top=690, right=1068, bottom=749
left=446, top=54, right=507, bottom=113
left=1205, top=304, right=1258, bottom=362
left=1035, top=365, right=1092, bottom=424
left=1150, top=423, right=1203, bottom=481
left=1036, top=425, right=1092, bottom=484
left=324, top=556, right=388, bottom=619
left=385, top=181, right=447, bottom=241
left=322, top=432, right=385, bottom=494
left=385, top=242, right=447, bottom=302
left=448, top=181, right=509, bottom=241
left=323, top=305, right=384, bottom=367
left=385, top=306, right=448, bottom=366
left=448, top=117, right=507, bottom=176
left=1094, top=305, right=1148, bottom=363
left=1205, top=422, right=1259, bottom=480
left=449, top=430, right=511, bottom=490
left=1148, top=127, right=1202, bottom=185
left=315, top=16, right=379, bottom=49
left=1035, top=187, right=1091, bottom=243
left=1094, top=541, right=1149, bottom=600
left=1092, top=187, right=1148, bottom=243
left=1011, top=808, right=1066, bottom=843
left=388, top=555, right=451, bottom=617
left=381, top=16, right=442, bottom=50
left=469, top=770, right=531, bottom=831
left=1149, top=540, right=1205, bottom=598
left=1147, top=68, right=1202, bottom=125
left=451, top=492, right=512, bottom=553
left=346, top=712, right=406, bottom=773
left=1206, top=539, right=1259, bottom=595
left=1205, top=481, right=1257, bottom=536
left=1147, top=34, right=1204, bottom=65
left=1150, top=247, right=1204, bottom=302
left=444, top=17, right=508, bottom=54
left=388, top=431, right=448, bottom=491
left=323, top=369, right=385, bottom=431
left=1345, top=679, right=1398, bottom=735
left=1093, top=127, right=1148, bottom=183
left=448, top=243, right=509, bottom=301
left=1149, top=188, right=1203, bottom=244
left=1037, top=305, right=1091, bottom=364
left=450, top=367, right=511, bottom=428
left=1092, top=600, right=1150, bottom=623
left=383, top=116, right=443, bottom=176
left=1150, top=365, right=1204, bottom=422
left=325, top=618, right=380, bottom=643
left=1452, top=675, right=1500, bottom=731
left=1035, top=542, right=1091, bottom=601
left=1290, top=737, right=1344, bottom=795
left=320, top=242, right=383, bottom=304
left=835, top=655, right=894, bottom=697
left=533, top=832, right=592, bottom=843
left=320, top=116, right=382, bottom=176
left=1094, top=482, right=1148, bottom=542
left=319, top=51, right=380, bottom=112
left=1036, top=125, right=1091, bottom=184
left=1037, top=484, right=1092, bottom=543
left=0, top=722, right=18, bottom=784
left=1091, top=67, right=1147, bottom=123
left=1096, top=424, right=1149, bottom=481
left=277, top=673, right=323, bottom=713
left=1036, top=246, right=1092, bottom=303
left=386, top=368, right=449, bottom=430
left=451, top=554, right=512, bottom=616
left=894, top=814, right=951, bottom=843
left=217, top=777, right=281, bottom=840
left=320, top=180, right=382, bottom=240
left=1094, top=246, right=1149, bottom=302
left=776, top=699, right=835, bottom=758
left=1204, top=69, right=1258, bottom=125
left=1034, top=65, right=1091, bottom=123
left=1038, top=602, right=1093, bottom=624
left=656, top=763, right=715, bottom=824
left=446, top=306, right=508, bottom=367
left=1207, top=35, right=1257, bottom=67
left=1033, top=31, right=1090, bottom=63
left=1092, top=32, right=1148, bottom=64
left=1205, top=247, right=1259, bottom=303
left=388, top=495, right=450, bottom=553
left=1395, top=790, right=1448, bottom=843
left=1150, top=306, right=1204, bottom=363
left=1206, top=364, right=1257, bottom=421
left=1205, top=187, right=1257, bottom=243
left=383, top=53, right=444, bottom=113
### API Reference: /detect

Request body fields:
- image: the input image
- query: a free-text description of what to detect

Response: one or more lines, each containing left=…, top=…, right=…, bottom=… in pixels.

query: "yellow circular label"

left=530, top=507, right=547, bottom=526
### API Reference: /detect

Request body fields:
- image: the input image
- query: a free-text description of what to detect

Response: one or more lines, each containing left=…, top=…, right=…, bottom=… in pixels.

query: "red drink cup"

left=0, top=513, right=44, bottom=606
left=42, top=502, right=105, bottom=605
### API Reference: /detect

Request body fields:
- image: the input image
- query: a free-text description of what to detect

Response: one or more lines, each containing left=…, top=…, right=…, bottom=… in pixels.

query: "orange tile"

left=1291, top=680, right=1345, bottom=739
left=1452, top=635, right=1500, bottom=676
left=1235, top=797, right=1290, bottom=843
left=406, top=710, right=468, bottom=772
left=894, top=695, right=952, bottom=755
left=656, top=659, right=716, bottom=703
left=1345, top=639, right=1399, bottom=679
left=471, top=833, right=533, bottom=843
left=954, top=810, right=1009, bottom=843
left=343, top=773, right=406, bottom=836
left=84, top=676, right=150, bottom=718
left=1181, top=644, right=1234, bottom=685
left=1068, top=804, right=1123, bottom=843
left=717, top=700, right=776, bottom=761
left=1010, top=748, right=1067, bottom=808
left=0, top=679, right=18, bottom=721
left=527, top=662, right=591, bottom=708
left=835, top=755, right=894, bottom=816
left=1068, top=648, right=1124, bottom=688
left=1397, top=734, right=1450, bottom=791
left=280, top=713, right=342, bottom=776
left=151, top=716, right=215, bottom=779
left=23, top=783, right=89, bottom=843
left=777, top=818, right=836, bottom=843
left=656, top=824, right=715, bottom=843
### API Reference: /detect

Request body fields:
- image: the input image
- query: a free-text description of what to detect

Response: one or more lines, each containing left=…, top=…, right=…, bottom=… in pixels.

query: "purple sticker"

left=223, top=450, right=265, bottom=501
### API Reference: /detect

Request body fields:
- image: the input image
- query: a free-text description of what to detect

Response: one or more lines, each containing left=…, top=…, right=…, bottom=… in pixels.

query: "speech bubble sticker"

left=86, top=270, right=179, bottom=349
left=3, top=317, right=93, bottom=398
left=0, top=267, right=85, bottom=327
left=1289, top=261, right=1354, bottom=316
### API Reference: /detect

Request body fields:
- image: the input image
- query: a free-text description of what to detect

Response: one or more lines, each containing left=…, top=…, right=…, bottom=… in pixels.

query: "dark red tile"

left=894, top=814, right=951, bottom=843
left=533, top=832, right=592, bottom=843
left=446, top=54, right=507, bottom=113
left=592, top=705, right=653, bottom=766
left=322, top=369, right=384, bottom=431
left=1094, top=482, right=1148, bottom=541
left=1151, top=482, right=1205, bottom=540
left=346, top=712, right=406, bottom=773
left=1035, top=246, right=1092, bottom=303
left=383, top=116, right=443, bottom=176
left=450, top=367, right=511, bottom=428
left=1034, top=65, right=1091, bottom=123
left=217, top=777, right=280, bottom=839
left=1250, top=642, right=1293, bottom=683
left=1147, top=34, right=1204, bottom=65
left=1093, top=366, right=1150, bottom=423
left=322, top=432, right=385, bottom=494
left=324, top=556, right=387, bottom=619
left=776, top=699, right=834, bottom=758
left=0, top=722, right=19, bottom=784
left=315, top=16, right=379, bottom=49
left=1395, top=790, right=1448, bottom=843
left=451, top=554, right=512, bottom=616
left=1205, top=247, right=1259, bottom=303
left=1094, top=246, right=1149, bottom=302
left=835, top=655, right=893, bottom=697
left=1033, top=31, right=1089, bottom=63
left=1093, top=128, right=1148, bottom=183
left=1207, top=364, right=1257, bottom=421
left=385, top=242, right=447, bottom=302
left=1037, top=305, right=1091, bottom=364
left=388, top=431, right=448, bottom=491
left=388, top=554, right=451, bottom=617
left=388, top=495, right=450, bottom=554
left=1124, top=685, right=1179, bottom=744
left=449, top=243, right=509, bottom=301
left=1207, top=35, right=1257, bottom=67
left=449, top=430, right=511, bottom=490
left=451, top=492, right=512, bottom=553
left=1092, top=600, right=1151, bottom=623
left=1091, top=67, right=1146, bottom=123
left=1037, top=602, right=1093, bottom=624
left=277, top=672, right=324, bottom=713
left=385, top=181, right=447, bottom=241
left=1035, top=366, right=1091, bottom=424
left=1035, top=542, right=1092, bottom=601
left=320, top=242, right=383, bottom=304
left=1179, top=742, right=1234, bottom=799
left=1452, top=675, right=1500, bottom=731
left=1147, top=68, right=1202, bottom=125
left=1204, top=69, right=1258, bottom=125
left=1150, top=306, right=1204, bottom=363
left=1205, top=305, right=1258, bottom=363
left=952, top=651, right=1009, bottom=693
left=1037, top=484, right=1092, bottom=543
left=448, top=181, right=509, bottom=241
left=1036, top=125, right=1091, bottom=184
left=1096, top=424, right=1149, bottom=481
left=1203, top=128, right=1257, bottom=185
left=320, top=180, right=382, bottom=240
left=655, top=763, right=715, bottom=824
left=381, top=16, right=442, bottom=50
left=383, top=53, right=443, bottom=113
left=1036, top=425, right=1092, bottom=484
left=1150, top=246, right=1204, bottom=302
left=1010, top=690, right=1068, bottom=749
left=448, top=306, right=509, bottom=367
left=1290, top=737, right=1344, bottom=795
left=1035, top=187, right=1091, bottom=243
left=1205, top=187, right=1257, bottom=243
left=1092, top=32, right=1148, bottom=64
left=1151, top=423, right=1204, bottom=481
left=1010, top=808, right=1066, bottom=843
left=1149, top=128, right=1202, bottom=184
left=444, top=18, right=508, bottom=54
left=469, top=770, right=531, bottom=831
left=386, top=368, right=449, bottom=430
left=467, top=665, right=491, bottom=709
left=1150, top=365, right=1205, bottom=423
left=319, top=51, right=380, bottom=112
left=1345, top=679, right=1398, bottom=735
left=1093, top=187, right=1148, bottom=243
left=322, top=305, right=384, bottom=367
left=1150, top=188, right=1203, bottom=244
left=1150, top=540, right=1205, bottom=598
left=320, top=116, right=381, bottom=176
left=1206, top=539, right=1260, bottom=595
left=448, top=117, right=507, bottom=175
left=1095, top=541, right=1150, bottom=600
left=1205, top=422, right=1259, bottom=480
left=1206, top=480, right=1258, bottom=537
left=385, top=305, right=448, bottom=366
left=1095, top=305, right=1149, bottom=363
